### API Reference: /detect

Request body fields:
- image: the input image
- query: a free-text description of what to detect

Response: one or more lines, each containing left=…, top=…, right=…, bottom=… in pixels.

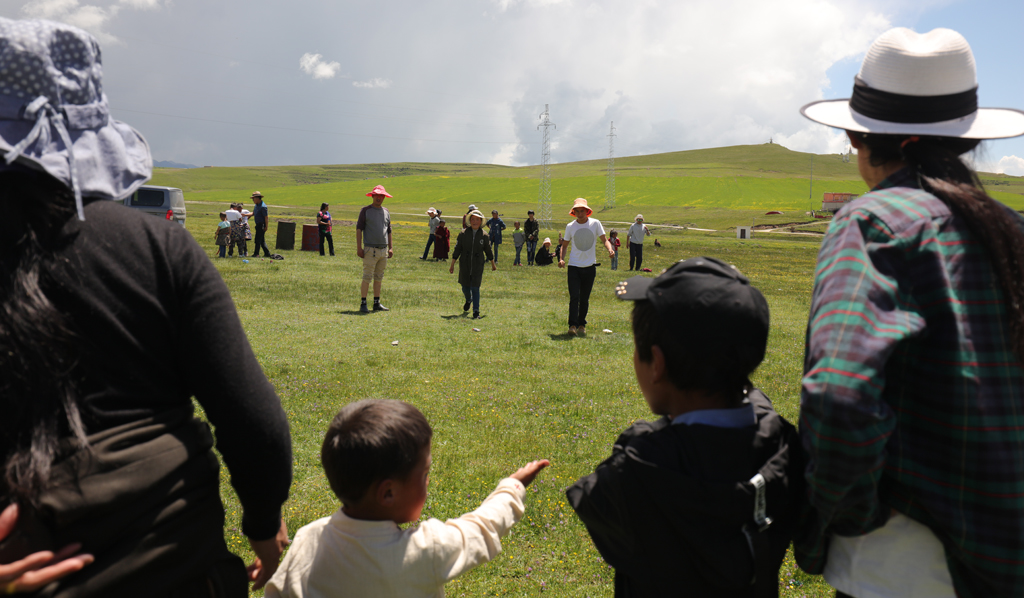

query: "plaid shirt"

left=795, top=169, right=1024, bottom=598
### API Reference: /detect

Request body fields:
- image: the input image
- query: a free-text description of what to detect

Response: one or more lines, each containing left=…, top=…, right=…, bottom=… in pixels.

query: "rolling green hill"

left=150, top=144, right=1024, bottom=220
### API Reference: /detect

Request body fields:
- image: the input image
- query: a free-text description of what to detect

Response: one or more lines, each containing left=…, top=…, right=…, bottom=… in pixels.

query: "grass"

left=183, top=205, right=832, bottom=597
left=166, top=145, right=1023, bottom=596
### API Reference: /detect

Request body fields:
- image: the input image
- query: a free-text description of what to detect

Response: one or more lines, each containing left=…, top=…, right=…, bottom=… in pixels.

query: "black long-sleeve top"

left=34, top=200, right=292, bottom=540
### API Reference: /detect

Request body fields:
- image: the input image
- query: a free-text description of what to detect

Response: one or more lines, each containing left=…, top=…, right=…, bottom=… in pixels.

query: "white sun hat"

left=801, top=28, right=1024, bottom=140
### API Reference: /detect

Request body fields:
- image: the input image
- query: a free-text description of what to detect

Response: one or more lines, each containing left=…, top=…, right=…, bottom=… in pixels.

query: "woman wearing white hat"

left=0, top=18, right=291, bottom=595
left=796, top=28, right=1024, bottom=598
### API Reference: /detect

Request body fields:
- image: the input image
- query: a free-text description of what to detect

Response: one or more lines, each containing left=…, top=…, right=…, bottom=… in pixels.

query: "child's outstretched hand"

left=510, top=459, right=550, bottom=487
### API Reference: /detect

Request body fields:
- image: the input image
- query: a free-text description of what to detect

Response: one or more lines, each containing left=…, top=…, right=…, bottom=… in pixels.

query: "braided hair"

left=850, top=132, right=1024, bottom=362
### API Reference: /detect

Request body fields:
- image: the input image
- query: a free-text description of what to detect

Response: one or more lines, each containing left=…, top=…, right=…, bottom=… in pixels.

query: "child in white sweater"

left=265, top=400, right=549, bottom=598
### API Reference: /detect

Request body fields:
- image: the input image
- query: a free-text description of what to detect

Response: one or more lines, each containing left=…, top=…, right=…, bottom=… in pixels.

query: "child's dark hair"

left=631, top=300, right=759, bottom=399
left=609, top=229, right=618, bottom=236
left=219, top=212, right=226, bottom=218
left=320, top=203, right=329, bottom=210
left=321, top=399, right=433, bottom=504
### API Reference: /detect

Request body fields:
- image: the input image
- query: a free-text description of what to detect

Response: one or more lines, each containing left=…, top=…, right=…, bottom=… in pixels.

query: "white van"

left=123, top=185, right=186, bottom=226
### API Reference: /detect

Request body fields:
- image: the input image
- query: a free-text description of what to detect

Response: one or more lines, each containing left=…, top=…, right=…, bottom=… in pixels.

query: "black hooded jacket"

left=567, top=389, right=803, bottom=597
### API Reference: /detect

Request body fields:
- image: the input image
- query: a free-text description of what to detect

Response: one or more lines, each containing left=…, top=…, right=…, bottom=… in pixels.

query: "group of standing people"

left=213, top=191, right=272, bottom=258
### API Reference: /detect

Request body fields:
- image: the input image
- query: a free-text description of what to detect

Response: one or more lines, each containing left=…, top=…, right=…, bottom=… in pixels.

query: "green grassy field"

left=152, top=143, right=1024, bottom=218
left=191, top=213, right=824, bottom=597
left=164, top=145, right=1023, bottom=597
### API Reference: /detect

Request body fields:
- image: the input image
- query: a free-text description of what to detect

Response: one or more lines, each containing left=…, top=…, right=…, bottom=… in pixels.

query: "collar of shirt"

left=874, top=167, right=918, bottom=191
left=671, top=402, right=756, bottom=428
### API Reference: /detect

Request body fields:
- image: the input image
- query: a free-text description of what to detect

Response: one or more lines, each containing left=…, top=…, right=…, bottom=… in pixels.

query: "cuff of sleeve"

left=496, top=478, right=527, bottom=501
left=242, top=509, right=283, bottom=541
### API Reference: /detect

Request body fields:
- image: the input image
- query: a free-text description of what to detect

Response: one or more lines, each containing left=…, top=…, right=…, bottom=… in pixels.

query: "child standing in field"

left=512, top=221, right=526, bottom=266
left=567, top=257, right=802, bottom=597
left=433, top=219, right=450, bottom=261
left=486, top=209, right=506, bottom=263
left=230, top=204, right=248, bottom=257
left=608, top=229, right=621, bottom=270
left=215, top=212, right=230, bottom=258
left=265, top=399, right=549, bottom=598
left=450, top=209, right=496, bottom=319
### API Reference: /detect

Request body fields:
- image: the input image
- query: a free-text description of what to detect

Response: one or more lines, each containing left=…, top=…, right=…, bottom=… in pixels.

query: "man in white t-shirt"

left=559, top=198, right=615, bottom=336
left=627, top=214, right=651, bottom=271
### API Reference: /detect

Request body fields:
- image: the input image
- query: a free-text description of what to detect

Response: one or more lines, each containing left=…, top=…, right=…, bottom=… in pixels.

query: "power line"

left=112, top=107, right=537, bottom=145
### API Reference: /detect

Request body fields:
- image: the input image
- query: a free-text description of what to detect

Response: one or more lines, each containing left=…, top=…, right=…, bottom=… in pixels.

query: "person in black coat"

left=449, top=210, right=496, bottom=318
left=534, top=238, right=555, bottom=266
left=567, top=258, right=803, bottom=597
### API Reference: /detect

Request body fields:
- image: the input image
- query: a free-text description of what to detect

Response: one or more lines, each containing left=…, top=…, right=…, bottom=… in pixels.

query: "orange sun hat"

left=568, top=198, right=593, bottom=216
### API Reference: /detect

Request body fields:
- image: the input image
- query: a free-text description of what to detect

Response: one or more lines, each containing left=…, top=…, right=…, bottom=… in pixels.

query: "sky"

left=3, top=0, right=1022, bottom=174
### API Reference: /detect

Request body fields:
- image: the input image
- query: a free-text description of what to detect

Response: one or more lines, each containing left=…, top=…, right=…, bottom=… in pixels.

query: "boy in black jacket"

left=567, top=257, right=803, bottom=597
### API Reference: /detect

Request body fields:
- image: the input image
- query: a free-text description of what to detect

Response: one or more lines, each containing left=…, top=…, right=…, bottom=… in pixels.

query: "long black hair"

left=0, top=169, right=87, bottom=504
left=851, top=132, right=1024, bottom=362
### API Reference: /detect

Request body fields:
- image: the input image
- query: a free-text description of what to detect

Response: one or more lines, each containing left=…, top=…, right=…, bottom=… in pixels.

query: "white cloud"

left=352, top=78, right=392, bottom=89
left=299, top=53, right=341, bottom=80
left=982, top=155, right=1024, bottom=177
left=20, top=0, right=163, bottom=43
left=494, top=0, right=571, bottom=12
left=493, top=0, right=892, bottom=165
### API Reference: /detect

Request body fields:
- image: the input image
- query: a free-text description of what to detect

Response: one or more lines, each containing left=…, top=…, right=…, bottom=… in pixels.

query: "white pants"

left=824, top=512, right=955, bottom=598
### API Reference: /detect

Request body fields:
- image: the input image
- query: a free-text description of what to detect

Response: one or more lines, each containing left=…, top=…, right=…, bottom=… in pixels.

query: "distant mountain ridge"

left=154, top=160, right=199, bottom=169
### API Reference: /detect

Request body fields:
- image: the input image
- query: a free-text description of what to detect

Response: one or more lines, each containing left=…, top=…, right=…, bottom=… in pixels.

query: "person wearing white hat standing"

left=559, top=198, right=615, bottom=336
left=420, top=207, right=440, bottom=260
left=627, top=214, right=651, bottom=271
left=462, top=204, right=479, bottom=232
left=795, top=28, right=1024, bottom=598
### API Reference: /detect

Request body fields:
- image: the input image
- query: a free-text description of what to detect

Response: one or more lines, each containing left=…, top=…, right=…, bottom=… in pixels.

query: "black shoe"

left=373, top=303, right=389, bottom=312
left=419, top=257, right=426, bottom=260
left=463, top=301, right=470, bottom=312
left=359, top=303, right=370, bottom=313
left=473, top=312, right=480, bottom=319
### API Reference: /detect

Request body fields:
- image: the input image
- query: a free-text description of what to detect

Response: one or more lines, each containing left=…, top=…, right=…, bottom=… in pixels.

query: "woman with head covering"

left=795, top=28, right=1024, bottom=598
left=0, top=18, right=292, bottom=596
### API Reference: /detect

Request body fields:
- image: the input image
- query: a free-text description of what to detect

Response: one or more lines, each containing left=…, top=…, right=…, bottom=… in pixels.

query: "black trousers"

left=319, top=230, right=334, bottom=255
left=567, top=265, right=596, bottom=327
left=421, top=234, right=435, bottom=259
left=629, top=242, right=644, bottom=270
left=252, top=225, right=271, bottom=257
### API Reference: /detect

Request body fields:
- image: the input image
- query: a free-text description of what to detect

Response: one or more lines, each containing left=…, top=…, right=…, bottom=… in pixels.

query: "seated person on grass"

left=266, top=399, right=549, bottom=598
left=567, top=257, right=803, bottom=597
left=534, top=237, right=555, bottom=266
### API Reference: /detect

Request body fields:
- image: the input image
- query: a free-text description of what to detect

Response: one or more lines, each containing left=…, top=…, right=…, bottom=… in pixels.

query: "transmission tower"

left=604, top=121, right=616, bottom=210
left=537, top=104, right=556, bottom=228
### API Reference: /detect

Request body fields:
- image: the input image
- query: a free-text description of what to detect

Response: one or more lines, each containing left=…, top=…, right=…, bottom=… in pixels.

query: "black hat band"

left=849, top=78, right=978, bottom=124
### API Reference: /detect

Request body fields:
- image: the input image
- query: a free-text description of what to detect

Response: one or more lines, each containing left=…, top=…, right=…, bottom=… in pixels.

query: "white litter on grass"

left=603, top=329, right=613, bottom=334
left=391, top=340, right=399, bottom=346
left=472, top=328, right=481, bottom=332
